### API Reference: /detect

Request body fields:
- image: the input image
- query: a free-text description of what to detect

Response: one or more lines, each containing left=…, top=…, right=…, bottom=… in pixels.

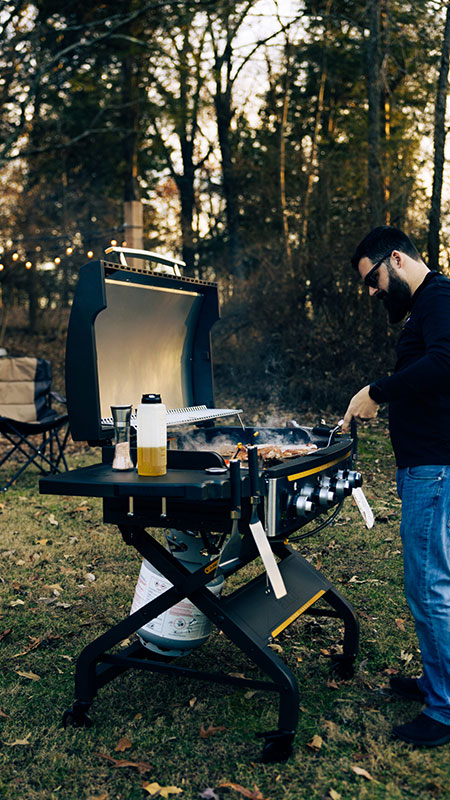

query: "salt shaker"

left=111, top=405, right=134, bottom=470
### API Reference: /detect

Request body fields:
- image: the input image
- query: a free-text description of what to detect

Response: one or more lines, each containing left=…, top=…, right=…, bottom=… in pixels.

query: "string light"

left=0, top=264, right=4, bottom=271
left=122, top=241, right=127, bottom=246
left=110, top=239, right=117, bottom=246
left=87, top=250, right=94, bottom=258
left=66, top=246, right=73, bottom=255
left=54, top=257, right=61, bottom=265
left=12, top=253, right=19, bottom=261
left=25, top=261, right=32, bottom=269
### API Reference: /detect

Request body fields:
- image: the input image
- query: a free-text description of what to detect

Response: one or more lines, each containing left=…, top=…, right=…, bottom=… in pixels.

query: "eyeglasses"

left=364, top=251, right=392, bottom=288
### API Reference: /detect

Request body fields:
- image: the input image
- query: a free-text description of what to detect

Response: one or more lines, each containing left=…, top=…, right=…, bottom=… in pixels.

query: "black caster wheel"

left=62, top=703, right=93, bottom=729
left=258, top=729, right=295, bottom=763
left=330, top=654, right=355, bottom=680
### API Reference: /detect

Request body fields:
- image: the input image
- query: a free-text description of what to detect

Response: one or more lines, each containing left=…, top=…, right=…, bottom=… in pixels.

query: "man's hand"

left=342, top=385, right=380, bottom=433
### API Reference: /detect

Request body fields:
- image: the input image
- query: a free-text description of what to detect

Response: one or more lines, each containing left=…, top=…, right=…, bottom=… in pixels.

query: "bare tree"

left=428, top=1, right=450, bottom=269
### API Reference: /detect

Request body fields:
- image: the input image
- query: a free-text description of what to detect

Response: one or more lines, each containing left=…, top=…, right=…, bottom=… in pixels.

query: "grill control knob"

left=315, top=486, right=336, bottom=506
left=333, top=477, right=351, bottom=499
left=294, top=494, right=316, bottom=517
left=345, top=470, right=362, bottom=489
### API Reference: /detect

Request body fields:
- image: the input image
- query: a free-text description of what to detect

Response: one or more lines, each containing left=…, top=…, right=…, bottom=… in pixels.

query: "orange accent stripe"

left=271, top=589, right=326, bottom=638
left=204, top=558, right=219, bottom=574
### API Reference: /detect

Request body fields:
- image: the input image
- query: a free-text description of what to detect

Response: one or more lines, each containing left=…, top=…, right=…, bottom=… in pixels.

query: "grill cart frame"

left=40, top=253, right=360, bottom=762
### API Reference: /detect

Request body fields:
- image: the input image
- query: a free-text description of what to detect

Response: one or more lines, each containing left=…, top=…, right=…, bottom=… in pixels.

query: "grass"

left=0, top=425, right=450, bottom=800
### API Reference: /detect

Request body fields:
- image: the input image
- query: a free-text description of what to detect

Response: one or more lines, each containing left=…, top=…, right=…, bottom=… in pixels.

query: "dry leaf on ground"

left=114, top=736, right=132, bottom=752
left=16, top=670, right=40, bottom=681
left=217, top=782, right=267, bottom=800
left=199, top=722, right=228, bottom=738
left=142, top=783, right=183, bottom=797
left=307, top=734, right=323, bottom=750
left=5, top=733, right=31, bottom=746
left=350, top=765, right=377, bottom=781
left=328, top=790, right=341, bottom=800
left=199, top=789, right=219, bottom=800
left=94, top=752, right=151, bottom=774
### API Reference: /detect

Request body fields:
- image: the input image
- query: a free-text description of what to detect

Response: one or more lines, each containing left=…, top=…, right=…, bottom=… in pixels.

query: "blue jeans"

left=397, top=465, right=450, bottom=725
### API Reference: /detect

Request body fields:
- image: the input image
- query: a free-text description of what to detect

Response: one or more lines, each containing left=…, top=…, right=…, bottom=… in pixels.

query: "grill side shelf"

left=39, top=464, right=235, bottom=500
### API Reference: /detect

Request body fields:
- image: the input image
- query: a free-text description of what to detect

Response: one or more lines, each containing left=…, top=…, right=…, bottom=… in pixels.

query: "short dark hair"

left=351, top=226, right=422, bottom=270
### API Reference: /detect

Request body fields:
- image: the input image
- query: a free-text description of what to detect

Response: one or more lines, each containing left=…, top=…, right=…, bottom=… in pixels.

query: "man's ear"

left=391, top=249, right=403, bottom=270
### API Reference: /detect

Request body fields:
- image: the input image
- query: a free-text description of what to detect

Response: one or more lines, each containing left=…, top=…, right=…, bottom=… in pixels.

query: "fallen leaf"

left=5, top=732, right=31, bottom=746
left=114, top=736, right=132, bottom=752
left=0, top=708, right=10, bottom=718
left=36, top=538, right=49, bottom=546
left=189, top=697, right=197, bottom=708
left=159, top=787, right=183, bottom=799
left=395, top=618, right=406, bottom=632
left=217, top=783, right=266, bottom=800
left=199, top=789, right=220, bottom=800
left=0, top=628, right=12, bottom=642
left=383, top=668, right=399, bottom=675
left=16, top=670, right=40, bottom=681
left=85, top=573, right=96, bottom=582
left=87, top=794, right=108, bottom=800
left=199, top=723, right=228, bottom=738
left=48, top=514, right=59, bottom=526
left=327, top=678, right=339, bottom=689
left=142, top=784, right=161, bottom=797
left=142, top=783, right=182, bottom=798
left=350, top=765, right=377, bottom=781
left=400, top=650, right=413, bottom=665
left=94, top=752, right=151, bottom=774
left=268, top=642, right=283, bottom=653
left=329, top=790, right=341, bottom=800
left=307, top=734, right=323, bottom=750
left=10, top=599, right=25, bottom=607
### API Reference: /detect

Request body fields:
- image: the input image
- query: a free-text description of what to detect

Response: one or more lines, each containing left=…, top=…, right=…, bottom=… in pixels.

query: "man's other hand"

left=342, top=385, right=380, bottom=433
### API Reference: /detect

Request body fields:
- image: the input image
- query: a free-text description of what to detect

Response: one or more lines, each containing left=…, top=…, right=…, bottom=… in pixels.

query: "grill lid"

left=66, top=259, right=223, bottom=442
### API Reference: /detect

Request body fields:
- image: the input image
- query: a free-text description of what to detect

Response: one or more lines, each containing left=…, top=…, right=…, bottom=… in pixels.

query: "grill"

left=40, top=251, right=362, bottom=763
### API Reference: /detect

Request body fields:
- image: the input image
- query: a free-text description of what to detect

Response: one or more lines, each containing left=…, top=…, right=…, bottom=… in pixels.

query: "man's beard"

left=377, top=266, right=412, bottom=323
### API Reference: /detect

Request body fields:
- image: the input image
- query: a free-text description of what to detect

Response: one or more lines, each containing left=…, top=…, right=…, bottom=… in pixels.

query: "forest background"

left=1, top=0, right=450, bottom=416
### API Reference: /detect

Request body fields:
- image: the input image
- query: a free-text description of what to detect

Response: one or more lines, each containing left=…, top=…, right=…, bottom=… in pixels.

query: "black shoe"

left=389, top=675, right=425, bottom=702
left=393, top=713, right=450, bottom=746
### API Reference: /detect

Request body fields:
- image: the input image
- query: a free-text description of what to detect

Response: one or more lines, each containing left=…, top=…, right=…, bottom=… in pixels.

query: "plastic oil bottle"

left=136, top=393, right=167, bottom=476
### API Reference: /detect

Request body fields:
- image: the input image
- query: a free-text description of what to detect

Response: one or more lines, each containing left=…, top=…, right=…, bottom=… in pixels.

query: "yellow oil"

left=137, top=446, right=167, bottom=476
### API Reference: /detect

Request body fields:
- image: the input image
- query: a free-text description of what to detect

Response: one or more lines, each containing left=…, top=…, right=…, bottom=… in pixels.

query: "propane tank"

left=130, top=530, right=224, bottom=657
left=136, top=393, right=167, bottom=476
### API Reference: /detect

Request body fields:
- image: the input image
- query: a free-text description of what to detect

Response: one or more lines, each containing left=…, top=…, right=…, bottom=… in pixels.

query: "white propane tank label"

left=130, top=559, right=221, bottom=642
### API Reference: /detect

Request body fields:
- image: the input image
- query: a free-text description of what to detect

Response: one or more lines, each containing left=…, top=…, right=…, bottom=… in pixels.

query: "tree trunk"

left=365, top=0, right=384, bottom=228
left=214, top=83, right=242, bottom=279
left=279, top=42, right=292, bottom=267
left=428, top=2, right=450, bottom=269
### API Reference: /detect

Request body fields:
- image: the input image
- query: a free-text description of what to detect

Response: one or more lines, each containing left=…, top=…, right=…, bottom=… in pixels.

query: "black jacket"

left=369, top=271, right=450, bottom=467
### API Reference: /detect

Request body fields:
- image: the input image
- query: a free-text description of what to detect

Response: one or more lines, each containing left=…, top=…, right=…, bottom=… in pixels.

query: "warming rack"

left=101, top=404, right=243, bottom=429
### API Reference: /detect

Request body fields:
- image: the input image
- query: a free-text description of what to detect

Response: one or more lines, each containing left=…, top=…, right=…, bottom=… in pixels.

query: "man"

left=342, top=225, right=450, bottom=746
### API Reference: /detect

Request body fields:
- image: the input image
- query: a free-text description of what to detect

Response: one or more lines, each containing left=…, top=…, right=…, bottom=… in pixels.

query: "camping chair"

left=0, top=356, right=70, bottom=491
